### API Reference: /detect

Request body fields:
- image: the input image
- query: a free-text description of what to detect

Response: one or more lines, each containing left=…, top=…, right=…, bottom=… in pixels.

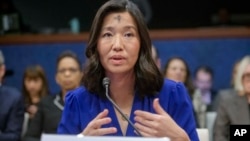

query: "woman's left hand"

left=134, top=98, right=189, bottom=140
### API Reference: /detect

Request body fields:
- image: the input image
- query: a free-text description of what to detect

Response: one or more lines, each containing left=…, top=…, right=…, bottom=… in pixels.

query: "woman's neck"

left=61, top=89, right=68, bottom=102
left=30, top=95, right=40, bottom=104
left=107, top=72, right=135, bottom=107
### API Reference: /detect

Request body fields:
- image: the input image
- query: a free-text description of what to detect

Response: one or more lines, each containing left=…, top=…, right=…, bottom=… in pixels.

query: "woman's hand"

left=134, top=98, right=190, bottom=141
left=27, top=105, right=38, bottom=118
left=80, top=109, right=117, bottom=136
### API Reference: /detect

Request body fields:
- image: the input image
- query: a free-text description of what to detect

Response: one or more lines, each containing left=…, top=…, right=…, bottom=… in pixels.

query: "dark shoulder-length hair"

left=22, top=65, right=49, bottom=105
left=83, top=0, right=163, bottom=98
left=163, top=57, right=195, bottom=96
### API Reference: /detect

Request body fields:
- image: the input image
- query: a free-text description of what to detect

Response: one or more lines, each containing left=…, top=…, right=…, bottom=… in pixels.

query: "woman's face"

left=165, top=59, right=187, bottom=82
left=242, top=64, right=250, bottom=94
left=25, top=77, right=43, bottom=96
left=56, top=57, right=82, bottom=91
left=97, top=12, right=140, bottom=75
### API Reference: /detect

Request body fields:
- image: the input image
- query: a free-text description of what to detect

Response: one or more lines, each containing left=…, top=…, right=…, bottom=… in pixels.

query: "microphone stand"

left=104, top=84, right=142, bottom=137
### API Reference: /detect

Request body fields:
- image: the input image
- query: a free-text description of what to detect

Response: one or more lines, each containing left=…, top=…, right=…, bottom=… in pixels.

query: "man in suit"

left=193, top=66, right=217, bottom=128
left=0, top=50, right=24, bottom=141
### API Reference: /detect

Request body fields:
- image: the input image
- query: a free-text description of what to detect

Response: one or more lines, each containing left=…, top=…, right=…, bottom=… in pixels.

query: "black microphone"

left=102, top=77, right=142, bottom=136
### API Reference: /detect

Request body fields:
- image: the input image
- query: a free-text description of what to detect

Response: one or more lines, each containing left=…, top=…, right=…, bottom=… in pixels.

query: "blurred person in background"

left=213, top=55, right=250, bottom=141
left=22, top=65, right=49, bottom=119
left=163, top=57, right=198, bottom=127
left=21, top=65, right=49, bottom=136
left=163, top=57, right=194, bottom=96
left=23, top=50, right=83, bottom=141
left=0, top=50, right=24, bottom=141
left=193, top=65, right=217, bottom=128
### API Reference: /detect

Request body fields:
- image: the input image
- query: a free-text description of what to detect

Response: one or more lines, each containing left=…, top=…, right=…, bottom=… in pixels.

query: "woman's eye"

left=124, top=33, right=134, bottom=37
left=103, top=33, right=112, bottom=38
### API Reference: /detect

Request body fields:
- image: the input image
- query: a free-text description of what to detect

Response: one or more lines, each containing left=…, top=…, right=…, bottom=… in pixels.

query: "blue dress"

left=57, top=79, right=199, bottom=140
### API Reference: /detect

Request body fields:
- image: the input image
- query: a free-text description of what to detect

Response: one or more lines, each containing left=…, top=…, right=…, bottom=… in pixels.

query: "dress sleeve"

left=165, top=82, right=199, bottom=141
left=57, top=91, right=81, bottom=134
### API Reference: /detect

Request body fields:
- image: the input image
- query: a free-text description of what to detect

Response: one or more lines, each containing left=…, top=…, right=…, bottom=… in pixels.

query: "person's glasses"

left=57, top=68, right=79, bottom=74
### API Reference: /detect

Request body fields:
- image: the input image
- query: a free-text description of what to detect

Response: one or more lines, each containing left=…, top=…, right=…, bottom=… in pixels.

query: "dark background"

left=10, top=0, right=250, bottom=33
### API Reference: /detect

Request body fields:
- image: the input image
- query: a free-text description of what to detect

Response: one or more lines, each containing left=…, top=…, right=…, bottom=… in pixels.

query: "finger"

left=93, top=127, right=117, bottom=136
left=134, top=123, right=156, bottom=137
left=134, top=130, right=152, bottom=137
left=89, top=117, right=112, bottom=129
left=93, top=109, right=109, bottom=120
left=153, top=98, right=167, bottom=115
left=134, top=110, right=158, bottom=121
left=134, top=116, right=158, bottom=129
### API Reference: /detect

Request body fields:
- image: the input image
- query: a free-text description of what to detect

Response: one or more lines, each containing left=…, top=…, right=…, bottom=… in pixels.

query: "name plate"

left=41, top=134, right=170, bottom=141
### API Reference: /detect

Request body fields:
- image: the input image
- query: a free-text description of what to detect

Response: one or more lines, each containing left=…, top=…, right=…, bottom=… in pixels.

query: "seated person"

left=21, top=65, right=50, bottom=137
left=163, top=56, right=198, bottom=127
left=163, top=56, right=194, bottom=96
left=193, top=65, right=217, bottom=128
left=0, top=50, right=24, bottom=141
left=213, top=55, right=250, bottom=141
left=23, top=51, right=83, bottom=141
left=22, top=65, right=49, bottom=119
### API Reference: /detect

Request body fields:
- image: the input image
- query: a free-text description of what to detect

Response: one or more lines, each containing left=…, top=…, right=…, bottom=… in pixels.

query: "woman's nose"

left=112, top=35, right=123, bottom=51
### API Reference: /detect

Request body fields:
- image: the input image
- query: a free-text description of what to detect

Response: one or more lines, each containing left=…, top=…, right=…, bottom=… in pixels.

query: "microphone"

left=102, top=77, right=142, bottom=136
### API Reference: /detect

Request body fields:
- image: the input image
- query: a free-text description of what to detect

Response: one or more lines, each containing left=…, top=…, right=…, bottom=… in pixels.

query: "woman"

left=213, top=55, right=250, bottom=141
left=163, top=57, right=199, bottom=127
left=163, top=57, right=194, bottom=96
left=23, top=51, right=83, bottom=141
left=22, top=65, right=49, bottom=119
left=57, top=0, right=198, bottom=140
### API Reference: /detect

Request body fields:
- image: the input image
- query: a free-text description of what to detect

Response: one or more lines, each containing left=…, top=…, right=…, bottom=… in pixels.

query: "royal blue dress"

left=57, top=79, right=199, bottom=140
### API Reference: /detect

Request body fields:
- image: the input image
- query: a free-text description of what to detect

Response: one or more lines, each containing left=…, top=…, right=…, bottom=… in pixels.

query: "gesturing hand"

left=81, top=109, right=117, bottom=136
left=134, top=98, right=189, bottom=140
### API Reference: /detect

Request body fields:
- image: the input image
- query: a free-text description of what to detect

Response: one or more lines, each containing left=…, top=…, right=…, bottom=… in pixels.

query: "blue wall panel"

left=0, top=38, right=250, bottom=94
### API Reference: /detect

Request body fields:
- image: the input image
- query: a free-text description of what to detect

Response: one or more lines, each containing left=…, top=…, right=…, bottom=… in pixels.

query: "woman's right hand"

left=27, top=105, right=38, bottom=118
left=80, top=109, right=117, bottom=136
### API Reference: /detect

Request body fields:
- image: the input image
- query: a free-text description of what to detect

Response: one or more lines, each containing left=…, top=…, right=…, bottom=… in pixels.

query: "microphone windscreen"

left=102, top=77, right=110, bottom=87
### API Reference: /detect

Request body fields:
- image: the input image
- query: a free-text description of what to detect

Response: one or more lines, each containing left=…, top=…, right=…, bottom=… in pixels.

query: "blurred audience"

left=192, top=65, right=217, bottom=128
left=23, top=50, right=83, bottom=141
left=151, top=45, right=161, bottom=69
left=213, top=55, right=250, bottom=141
left=0, top=50, right=24, bottom=141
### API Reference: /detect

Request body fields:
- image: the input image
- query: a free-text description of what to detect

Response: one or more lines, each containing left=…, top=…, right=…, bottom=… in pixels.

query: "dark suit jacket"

left=23, top=94, right=63, bottom=141
left=207, top=89, right=217, bottom=111
left=0, top=85, right=24, bottom=141
left=213, top=92, right=250, bottom=141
